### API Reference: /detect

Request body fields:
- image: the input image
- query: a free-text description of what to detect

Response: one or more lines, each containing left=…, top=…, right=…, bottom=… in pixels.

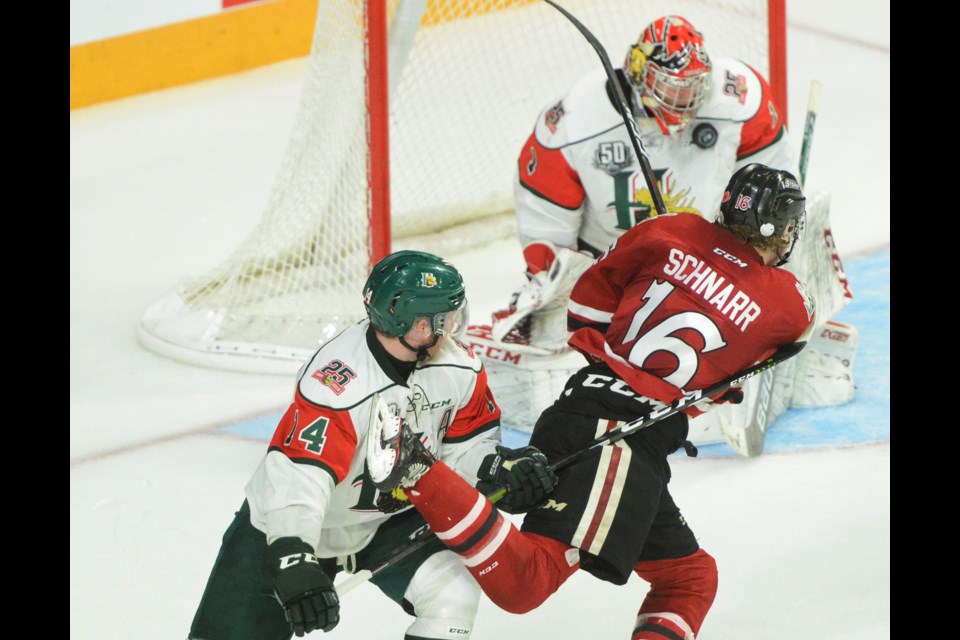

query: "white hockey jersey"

left=244, top=320, right=502, bottom=558
left=514, top=58, right=795, bottom=258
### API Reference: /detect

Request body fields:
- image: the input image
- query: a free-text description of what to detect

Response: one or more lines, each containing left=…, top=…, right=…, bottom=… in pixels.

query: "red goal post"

left=138, top=0, right=788, bottom=373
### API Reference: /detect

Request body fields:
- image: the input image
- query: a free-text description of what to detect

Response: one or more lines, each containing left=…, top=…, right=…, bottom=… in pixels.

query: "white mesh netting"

left=139, top=0, right=781, bottom=372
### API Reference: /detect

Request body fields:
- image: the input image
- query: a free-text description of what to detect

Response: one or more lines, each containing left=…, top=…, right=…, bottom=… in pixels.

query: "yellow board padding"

left=70, top=0, right=319, bottom=110
left=421, top=0, right=534, bottom=25
left=70, top=0, right=535, bottom=111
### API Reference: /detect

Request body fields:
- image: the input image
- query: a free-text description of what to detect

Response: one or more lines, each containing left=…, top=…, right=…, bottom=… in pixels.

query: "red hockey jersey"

left=567, top=214, right=814, bottom=407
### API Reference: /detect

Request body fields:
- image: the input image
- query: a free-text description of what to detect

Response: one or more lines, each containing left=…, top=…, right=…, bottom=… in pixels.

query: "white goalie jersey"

left=244, top=320, right=502, bottom=557
left=470, top=58, right=857, bottom=455
left=514, top=58, right=795, bottom=259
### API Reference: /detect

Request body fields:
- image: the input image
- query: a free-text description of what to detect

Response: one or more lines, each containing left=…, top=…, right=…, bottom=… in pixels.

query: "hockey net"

left=139, top=0, right=787, bottom=373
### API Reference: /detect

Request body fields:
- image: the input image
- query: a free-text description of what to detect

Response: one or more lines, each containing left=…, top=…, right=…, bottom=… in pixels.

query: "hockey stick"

left=335, top=341, right=805, bottom=596
left=798, top=80, right=821, bottom=187
left=542, top=0, right=667, bottom=218
left=720, top=81, right=823, bottom=457
left=495, top=339, right=806, bottom=484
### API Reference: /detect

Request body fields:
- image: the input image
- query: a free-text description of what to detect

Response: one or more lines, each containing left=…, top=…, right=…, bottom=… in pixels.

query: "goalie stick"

left=798, top=80, right=822, bottom=187
left=335, top=341, right=806, bottom=597
left=720, top=80, right=824, bottom=458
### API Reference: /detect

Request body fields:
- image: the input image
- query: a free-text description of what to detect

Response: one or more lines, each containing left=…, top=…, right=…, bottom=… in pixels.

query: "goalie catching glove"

left=476, top=445, right=558, bottom=513
left=490, top=242, right=595, bottom=352
left=260, top=537, right=340, bottom=637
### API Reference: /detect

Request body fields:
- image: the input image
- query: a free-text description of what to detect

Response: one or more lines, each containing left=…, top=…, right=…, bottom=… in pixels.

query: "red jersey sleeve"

left=442, top=367, right=502, bottom=443
left=736, top=64, right=788, bottom=159
left=517, top=130, right=585, bottom=210
left=267, top=390, right=358, bottom=484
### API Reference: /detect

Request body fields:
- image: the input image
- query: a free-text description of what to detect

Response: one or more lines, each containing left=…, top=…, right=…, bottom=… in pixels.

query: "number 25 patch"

left=312, top=359, right=357, bottom=395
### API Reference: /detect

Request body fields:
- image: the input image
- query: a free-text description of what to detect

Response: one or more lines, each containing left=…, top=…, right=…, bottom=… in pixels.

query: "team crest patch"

left=593, top=141, right=633, bottom=175
left=420, top=272, right=438, bottom=287
left=544, top=100, right=565, bottom=133
left=312, top=359, right=357, bottom=395
left=692, top=123, right=717, bottom=149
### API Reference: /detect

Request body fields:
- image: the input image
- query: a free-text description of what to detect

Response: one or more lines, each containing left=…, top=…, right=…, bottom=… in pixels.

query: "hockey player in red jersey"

left=370, top=165, right=815, bottom=639
left=468, top=15, right=853, bottom=449
left=188, top=250, right=555, bottom=640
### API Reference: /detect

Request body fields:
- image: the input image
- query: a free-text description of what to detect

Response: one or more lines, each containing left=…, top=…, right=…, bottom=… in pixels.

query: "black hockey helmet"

left=717, top=163, right=806, bottom=265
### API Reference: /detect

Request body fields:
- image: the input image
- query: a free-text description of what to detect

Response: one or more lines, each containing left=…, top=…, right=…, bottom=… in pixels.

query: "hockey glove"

left=705, top=387, right=745, bottom=406
left=476, top=445, right=557, bottom=514
left=261, top=537, right=340, bottom=637
left=687, top=386, right=745, bottom=418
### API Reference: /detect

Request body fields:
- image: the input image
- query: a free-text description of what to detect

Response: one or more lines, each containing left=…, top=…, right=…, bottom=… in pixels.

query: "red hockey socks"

left=632, top=548, right=718, bottom=638
left=408, top=461, right=579, bottom=613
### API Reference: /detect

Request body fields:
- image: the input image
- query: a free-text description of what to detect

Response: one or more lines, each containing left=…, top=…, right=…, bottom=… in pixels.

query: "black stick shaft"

left=548, top=341, right=807, bottom=472
left=541, top=0, right=667, bottom=218
left=337, top=340, right=805, bottom=596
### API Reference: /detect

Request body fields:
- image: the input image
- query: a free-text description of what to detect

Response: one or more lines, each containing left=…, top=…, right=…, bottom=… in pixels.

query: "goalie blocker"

left=468, top=192, right=857, bottom=453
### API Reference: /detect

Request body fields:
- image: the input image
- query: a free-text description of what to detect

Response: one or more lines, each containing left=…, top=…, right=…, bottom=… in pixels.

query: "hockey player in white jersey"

left=467, top=15, right=857, bottom=451
left=189, top=250, right=556, bottom=640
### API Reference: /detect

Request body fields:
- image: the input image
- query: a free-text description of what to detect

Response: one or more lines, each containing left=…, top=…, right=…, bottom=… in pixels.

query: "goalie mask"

left=717, top=164, right=806, bottom=267
left=624, top=15, right=711, bottom=136
left=363, top=250, right=468, bottom=340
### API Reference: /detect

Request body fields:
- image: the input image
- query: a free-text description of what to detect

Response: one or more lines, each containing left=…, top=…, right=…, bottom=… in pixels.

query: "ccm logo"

left=713, top=247, right=748, bottom=267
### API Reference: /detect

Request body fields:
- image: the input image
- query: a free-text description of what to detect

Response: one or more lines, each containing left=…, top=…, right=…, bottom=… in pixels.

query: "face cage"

left=640, top=65, right=710, bottom=131
left=431, top=301, right=469, bottom=339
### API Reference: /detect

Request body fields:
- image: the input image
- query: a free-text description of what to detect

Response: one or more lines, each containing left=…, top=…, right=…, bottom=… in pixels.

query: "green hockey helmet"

left=363, top=250, right=468, bottom=338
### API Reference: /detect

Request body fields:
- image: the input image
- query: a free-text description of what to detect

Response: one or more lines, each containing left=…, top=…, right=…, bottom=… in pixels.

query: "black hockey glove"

left=261, top=537, right=340, bottom=637
left=476, top=445, right=557, bottom=514
left=701, top=386, right=745, bottom=408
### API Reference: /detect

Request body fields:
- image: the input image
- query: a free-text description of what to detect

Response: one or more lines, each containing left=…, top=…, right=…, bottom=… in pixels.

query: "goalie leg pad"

left=465, top=325, right=584, bottom=432
left=790, top=321, right=858, bottom=408
left=403, top=550, right=480, bottom=639
left=784, top=191, right=853, bottom=321
left=684, top=411, right=725, bottom=447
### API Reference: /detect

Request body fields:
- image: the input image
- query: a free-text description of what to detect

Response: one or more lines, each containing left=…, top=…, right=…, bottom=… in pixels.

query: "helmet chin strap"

left=399, top=333, right=440, bottom=361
